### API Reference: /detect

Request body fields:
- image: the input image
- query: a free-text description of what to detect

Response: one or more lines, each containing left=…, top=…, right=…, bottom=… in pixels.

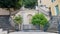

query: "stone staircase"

left=47, top=16, right=59, bottom=33
left=0, top=16, right=15, bottom=32
left=38, top=6, right=50, bottom=16
left=37, top=6, right=51, bottom=20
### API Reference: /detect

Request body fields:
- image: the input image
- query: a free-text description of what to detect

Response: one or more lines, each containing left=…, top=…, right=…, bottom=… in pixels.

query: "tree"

left=14, top=15, right=22, bottom=31
left=23, top=0, right=37, bottom=9
left=0, top=0, right=22, bottom=15
left=31, top=13, right=49, bottom=30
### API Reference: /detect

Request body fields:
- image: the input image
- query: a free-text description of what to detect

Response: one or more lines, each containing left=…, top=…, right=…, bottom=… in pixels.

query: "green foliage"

left=0, top=0, right=22, bottom=9
left=23, top=0, right=37, bottom=9
left=0, top=0, right=38, bottom=9
left=31, top=13, right=48, bottom=27
left=14, top=15, right=22, bottom=24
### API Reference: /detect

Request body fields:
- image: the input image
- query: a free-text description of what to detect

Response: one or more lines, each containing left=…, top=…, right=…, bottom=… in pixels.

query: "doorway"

left=55, top=5, right=59, bottom=16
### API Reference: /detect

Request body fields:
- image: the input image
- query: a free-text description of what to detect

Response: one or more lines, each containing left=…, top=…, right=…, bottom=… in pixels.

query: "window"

left=51, top=0, right=56, bottom=2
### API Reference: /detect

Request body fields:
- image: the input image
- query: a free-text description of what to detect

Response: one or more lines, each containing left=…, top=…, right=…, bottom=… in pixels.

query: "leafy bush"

left=14, top=15, right=22, bottom=31
left=0, top=0, right=22, bottom=9
left=31, top=13, right=48, bottom=27
left=14, top=15, right=22, bottom=24
left=23, top=0, right=37, bottom=9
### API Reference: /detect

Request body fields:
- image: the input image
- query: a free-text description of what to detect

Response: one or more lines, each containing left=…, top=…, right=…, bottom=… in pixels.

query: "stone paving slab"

left=9, top=32, right=58, bottom=34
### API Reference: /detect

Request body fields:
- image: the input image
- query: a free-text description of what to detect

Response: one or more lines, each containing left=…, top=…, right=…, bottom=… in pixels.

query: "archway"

left=27, top=14, right=32, bottom=24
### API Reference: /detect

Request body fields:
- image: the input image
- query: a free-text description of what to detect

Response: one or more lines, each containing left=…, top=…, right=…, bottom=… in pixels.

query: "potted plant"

left=14, top=15, right=22, bottom=31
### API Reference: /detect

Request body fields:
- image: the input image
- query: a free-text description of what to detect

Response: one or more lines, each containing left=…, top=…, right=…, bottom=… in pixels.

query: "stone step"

left=38, top=7, right=49, bottom=16
left=48, top=16, right=59, bottom=33
left=0, top=16, right=14, bottom=31
left=2, top=31, right=8, bottom=34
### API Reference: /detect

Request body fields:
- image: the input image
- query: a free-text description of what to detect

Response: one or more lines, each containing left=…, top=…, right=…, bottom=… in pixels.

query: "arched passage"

left=27, top=14, right=32, bottom=24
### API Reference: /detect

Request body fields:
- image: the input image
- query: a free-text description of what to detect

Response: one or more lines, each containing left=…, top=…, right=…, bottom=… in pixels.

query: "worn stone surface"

left=9, top=32, right=58, bottom=34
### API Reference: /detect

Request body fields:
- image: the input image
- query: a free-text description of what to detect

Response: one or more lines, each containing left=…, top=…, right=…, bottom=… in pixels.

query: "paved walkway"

left=9, top=32, right=58, bottom=34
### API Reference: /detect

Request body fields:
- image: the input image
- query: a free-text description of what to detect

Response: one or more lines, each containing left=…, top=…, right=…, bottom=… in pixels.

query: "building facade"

left=38, top=0, right=59, bottom=32
left=49, top=0, right=60, bottom=16
left=38, top=0, right=51, bottom=7
left=38, top=0, right=60, bottom=16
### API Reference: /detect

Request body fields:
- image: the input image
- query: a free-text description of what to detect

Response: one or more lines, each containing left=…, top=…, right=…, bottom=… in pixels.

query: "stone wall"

left=0, top=8, right=9, bottom=15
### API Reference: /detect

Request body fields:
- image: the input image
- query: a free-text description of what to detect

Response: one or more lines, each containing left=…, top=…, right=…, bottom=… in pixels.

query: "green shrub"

left=14, top=15, right=22, bottom=24
left=14, top=15, right=22, bottom=30
left=31, top=13, right=48, bottom=27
